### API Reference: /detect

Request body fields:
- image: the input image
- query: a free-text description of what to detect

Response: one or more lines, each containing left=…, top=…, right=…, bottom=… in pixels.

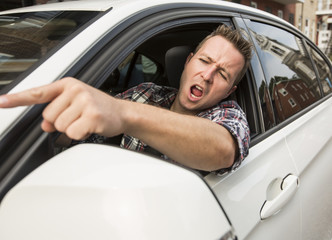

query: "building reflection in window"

left=307, top=45, right=332, bottom=95
left=248, top=21, right=322, bottom=125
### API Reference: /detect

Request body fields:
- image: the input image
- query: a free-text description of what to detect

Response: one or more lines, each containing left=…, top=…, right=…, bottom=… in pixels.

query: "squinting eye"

left=219, top=72, right=226, bottom=79
left=200, top=58, right=208, bottom=63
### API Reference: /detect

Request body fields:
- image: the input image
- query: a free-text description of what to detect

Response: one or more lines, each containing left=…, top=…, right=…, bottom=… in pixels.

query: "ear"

left=226, top=85, right=237, bottom=98
left=185, top=52, right=194, bottom=65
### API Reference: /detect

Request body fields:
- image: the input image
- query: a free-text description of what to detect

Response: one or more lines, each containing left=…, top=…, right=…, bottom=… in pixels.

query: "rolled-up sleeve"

left=197, top=100, right=250, bottom=174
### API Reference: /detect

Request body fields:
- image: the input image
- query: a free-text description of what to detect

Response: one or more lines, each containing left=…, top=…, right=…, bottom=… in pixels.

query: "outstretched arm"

left=120, top=99, right=237, bottom=170
left=0, top=77, right=236, bottom=171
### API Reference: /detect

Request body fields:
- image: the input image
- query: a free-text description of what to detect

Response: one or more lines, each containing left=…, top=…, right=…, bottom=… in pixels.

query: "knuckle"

left=54, top=119, right=66, bottom=133
left=66, top=127, right=88, bottom=141
left=86, top=107, right=103, bottom=125
left=78, top=93, right=93, bottom=105
left=68, top=83, right=86, bottom=95
left=30, top=88, right=43, bottom=99
left=59, top=77, right=77, bottom=85
left=42, top=109, right=53, bottom=123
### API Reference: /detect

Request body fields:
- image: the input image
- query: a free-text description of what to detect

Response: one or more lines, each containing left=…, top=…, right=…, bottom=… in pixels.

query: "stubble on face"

left=171, top=36, right=245, bottom=115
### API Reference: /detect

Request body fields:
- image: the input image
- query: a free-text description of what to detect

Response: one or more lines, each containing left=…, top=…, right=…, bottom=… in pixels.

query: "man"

left=0, top=25, right=252, bottom=173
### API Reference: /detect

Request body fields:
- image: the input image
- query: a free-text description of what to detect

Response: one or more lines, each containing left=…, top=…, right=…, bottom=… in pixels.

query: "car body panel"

left=284, top=97, right=332, bottom=173
left=206, top=126, right=301, bottom=239
left=0, top=144, right=232, bottom=240
left=283, top=96, right=332, bottom=240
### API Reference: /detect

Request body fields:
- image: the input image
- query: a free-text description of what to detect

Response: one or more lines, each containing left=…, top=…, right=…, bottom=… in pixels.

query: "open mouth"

left=190, top=85, right=203, bottom=99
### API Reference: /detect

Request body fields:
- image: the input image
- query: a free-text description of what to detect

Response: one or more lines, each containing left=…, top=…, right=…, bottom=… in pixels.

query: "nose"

left=201, top=65, right=215, bottom=83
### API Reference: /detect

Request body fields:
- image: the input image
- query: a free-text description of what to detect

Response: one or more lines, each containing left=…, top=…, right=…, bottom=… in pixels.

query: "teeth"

left=190, top=85, right=203, bottom=99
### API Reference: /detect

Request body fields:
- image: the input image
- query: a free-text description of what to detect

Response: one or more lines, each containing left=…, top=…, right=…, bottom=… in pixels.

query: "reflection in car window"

left=0, top=11, right=99, bottom=92
left=307, top=44, right=332, bottom=95
left=250, top=52, right=276, bottom=130
left=248, top=21, right=321, bottom=124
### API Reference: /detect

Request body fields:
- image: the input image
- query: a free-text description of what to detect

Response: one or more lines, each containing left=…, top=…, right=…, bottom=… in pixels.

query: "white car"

left=0, top=1, right=331, bottom=239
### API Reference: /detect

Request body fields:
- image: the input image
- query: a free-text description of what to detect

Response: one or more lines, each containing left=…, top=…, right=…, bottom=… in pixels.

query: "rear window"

left=0, top=11, right=99, bottom=92
left=307, top=44, right=332, bottom=95
left=248, top=21, right=322, bottom=126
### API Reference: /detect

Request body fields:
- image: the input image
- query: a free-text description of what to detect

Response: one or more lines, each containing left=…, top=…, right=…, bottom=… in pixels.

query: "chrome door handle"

left=260, top=174, right=299, bottom=220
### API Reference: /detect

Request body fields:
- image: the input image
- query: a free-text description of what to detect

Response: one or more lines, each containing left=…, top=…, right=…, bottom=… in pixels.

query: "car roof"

left=0, top=0, right=296, bottom=29
left=0, top=0, right=114, bottom=13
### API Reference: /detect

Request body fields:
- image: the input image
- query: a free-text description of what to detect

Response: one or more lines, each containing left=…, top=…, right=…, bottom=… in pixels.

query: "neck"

left=170, top=96, right=198, bottom=116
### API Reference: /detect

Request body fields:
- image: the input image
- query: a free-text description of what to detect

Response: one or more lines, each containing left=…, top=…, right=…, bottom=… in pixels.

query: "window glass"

left=0, top=11, right=99, bottom=92
left=248, top=21, right=321, bottom=124
left=250, top=52, right=276, bottom=130
left=307, top=44, right=332, bottom=95
left=103, top=53, right=158, bottom=95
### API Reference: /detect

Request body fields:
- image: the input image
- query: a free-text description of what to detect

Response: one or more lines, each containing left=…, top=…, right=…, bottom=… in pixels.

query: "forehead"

left=199, top=36, right=239, bottom=56
left=198, top=36, right=244, bottom=68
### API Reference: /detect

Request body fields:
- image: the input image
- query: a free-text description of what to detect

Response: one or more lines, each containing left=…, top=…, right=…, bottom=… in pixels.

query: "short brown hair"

left=194, top=25, right=252, bottom=85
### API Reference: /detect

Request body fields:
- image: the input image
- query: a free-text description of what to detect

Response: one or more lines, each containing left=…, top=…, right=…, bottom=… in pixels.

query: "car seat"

left=165, top=46, right=192, bottom=89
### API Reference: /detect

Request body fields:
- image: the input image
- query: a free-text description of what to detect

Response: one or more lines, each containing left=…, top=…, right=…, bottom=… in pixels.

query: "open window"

left=89, top=21, right=258, bottom=138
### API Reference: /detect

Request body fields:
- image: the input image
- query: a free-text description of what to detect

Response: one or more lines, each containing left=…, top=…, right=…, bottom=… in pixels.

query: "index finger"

left=0, top=81, right=63, bottom=108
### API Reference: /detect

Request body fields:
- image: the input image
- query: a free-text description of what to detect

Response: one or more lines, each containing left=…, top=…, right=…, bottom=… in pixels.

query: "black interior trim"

left=0, top=118, right=52, bottom=201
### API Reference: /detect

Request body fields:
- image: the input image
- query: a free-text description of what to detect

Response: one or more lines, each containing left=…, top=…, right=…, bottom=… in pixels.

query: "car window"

left=306, top=44, right=332, bottom=95
left=0, top=11, right=99, bottom=92
left=103, top=52, right=159, bottom=95
left=248, top=21, right=322, bottom=125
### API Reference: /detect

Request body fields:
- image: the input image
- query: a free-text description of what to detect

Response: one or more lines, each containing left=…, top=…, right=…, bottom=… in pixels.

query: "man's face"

left=172, top=36, right=245, bottom=115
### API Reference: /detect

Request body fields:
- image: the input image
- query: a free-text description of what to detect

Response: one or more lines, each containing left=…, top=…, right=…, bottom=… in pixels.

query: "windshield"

left=0, top=11, right=99, bottom=92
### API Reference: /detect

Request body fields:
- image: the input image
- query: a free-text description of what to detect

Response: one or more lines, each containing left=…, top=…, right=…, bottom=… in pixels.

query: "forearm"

left=0, top=77, right=237, bottom=171
left=118, top=99, right=236, bottom=171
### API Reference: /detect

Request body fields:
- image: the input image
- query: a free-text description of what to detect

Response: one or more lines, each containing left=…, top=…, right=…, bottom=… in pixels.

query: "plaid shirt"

left=116, top=82, right=250, bottom=173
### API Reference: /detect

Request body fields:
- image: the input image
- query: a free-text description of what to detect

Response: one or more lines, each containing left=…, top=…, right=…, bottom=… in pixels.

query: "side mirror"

left=0, top=144, right=234, bottom=240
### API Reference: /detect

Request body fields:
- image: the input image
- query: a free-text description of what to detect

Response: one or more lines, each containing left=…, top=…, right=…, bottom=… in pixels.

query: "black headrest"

left=165, top=46, right=192, bottom=89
